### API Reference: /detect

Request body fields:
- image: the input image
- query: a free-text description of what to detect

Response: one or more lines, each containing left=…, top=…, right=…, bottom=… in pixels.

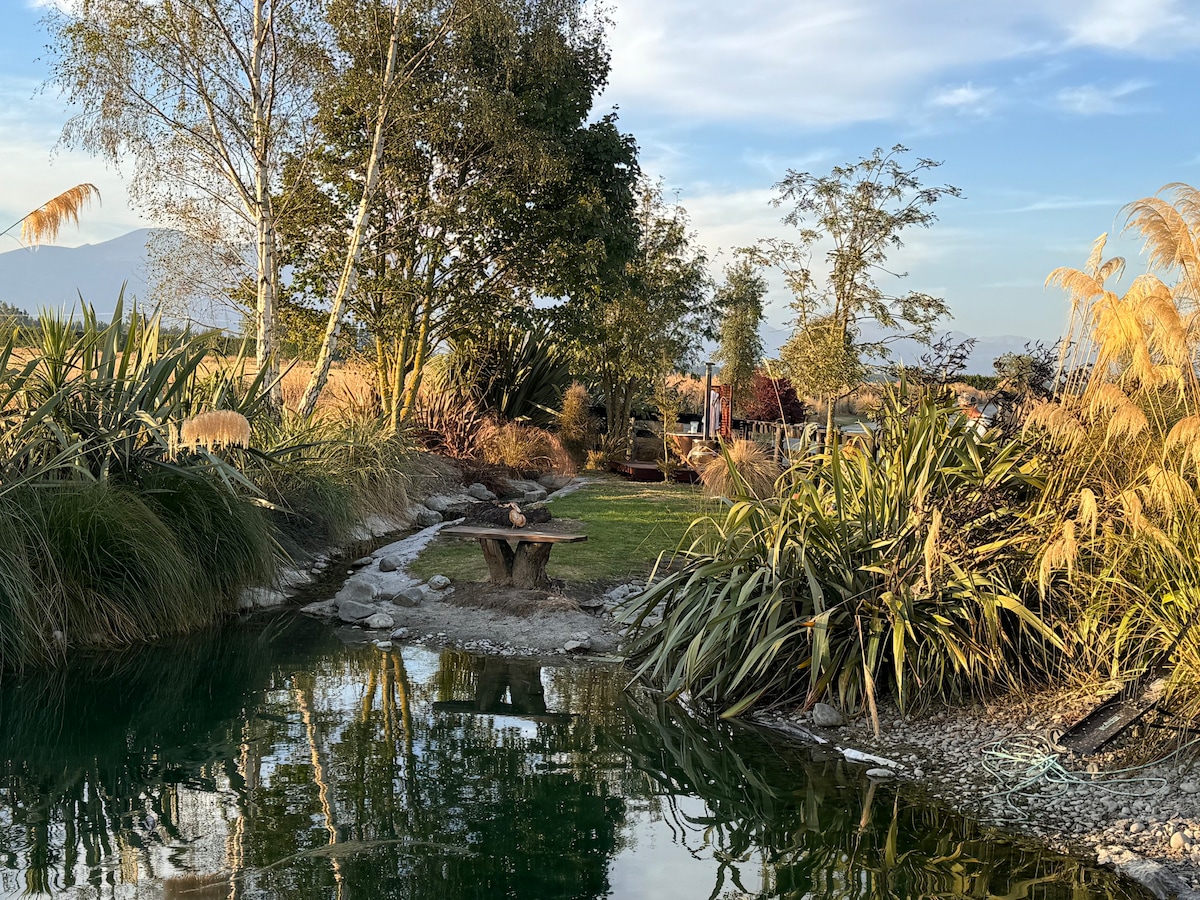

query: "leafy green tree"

left=275, top=0, right=638, bottom=423
left=568, top=181, right=711, bottom=448
left=748, top=145, right=960, bottom=437
left=712, top=258, right=766, bottom=412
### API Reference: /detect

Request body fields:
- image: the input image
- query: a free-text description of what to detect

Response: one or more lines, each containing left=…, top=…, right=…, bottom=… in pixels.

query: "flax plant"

left=623, top=387, right=1057, bottom=723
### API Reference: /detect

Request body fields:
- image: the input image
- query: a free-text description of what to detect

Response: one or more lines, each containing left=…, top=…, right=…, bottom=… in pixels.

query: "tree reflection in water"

left=618, top=697, right=1150, bottom=899
left=0, top=620, right=1152, bottom=900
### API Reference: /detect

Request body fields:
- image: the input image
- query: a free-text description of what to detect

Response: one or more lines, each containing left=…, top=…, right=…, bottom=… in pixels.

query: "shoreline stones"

left=755, top=698, right=1200, bottom=899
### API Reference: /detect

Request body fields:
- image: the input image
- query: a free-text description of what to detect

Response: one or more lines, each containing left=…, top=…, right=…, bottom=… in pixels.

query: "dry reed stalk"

left=15, top=183, right=100, bottom=246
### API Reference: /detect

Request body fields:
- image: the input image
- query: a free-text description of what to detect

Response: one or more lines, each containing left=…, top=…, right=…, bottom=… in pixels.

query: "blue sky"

left=5, top=0, right=1200, bottom=356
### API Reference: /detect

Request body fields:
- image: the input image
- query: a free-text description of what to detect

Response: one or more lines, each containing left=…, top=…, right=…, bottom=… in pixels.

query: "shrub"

left=479, top=421, right=573, bottom=476
left=558, top=382, right=595, bottom=468
left=622, top=386, right=1058, bottom=722
left=697, top=439, right=780, bottom=500
left=742, top=373, right=806, bottom=423
left=441, top=318, right=571, bottom=426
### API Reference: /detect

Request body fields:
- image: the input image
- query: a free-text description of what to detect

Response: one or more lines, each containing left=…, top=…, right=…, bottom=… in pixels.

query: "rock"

left=338, top=599, right=377, bottom=623
left=238, top=586, right=287, bottom=610
left=1172, top=831, right=1188, bottom=850
left=335, top=580, right=377, bottom=606
left=409, top=505, right=442, bottom=528
left=375, top=640, right=392, bottom=650
left=364, top=613, right=395, bottom=629
left=522, top=489, right=549, bottom=503
left=564, top=640, right=588, bottom=653
left=378, top=555, right=402, bottom=573
left=467, top=482, right=497, bottom=501
left=812, top=702, right=844, bottom=728
left=503, top=479, right=540, bottom=496
left=300, top=599, right=337, bottom=618
left=395, top=587, right=425, bottom=607
left=390, top=627, right=410, bottom=640
left=351, top=556, right=373, bottom=568
left=539, top=474, right=573, bottom=491
left=1182, top=781, right=1200, bottom=795
left=865, top=768, right=896, bottom=779
left=428, top=574, right=451, bottom=590
left=606, top=585, right=632, bottom=601
left=424, top=495, right=450, bottom=513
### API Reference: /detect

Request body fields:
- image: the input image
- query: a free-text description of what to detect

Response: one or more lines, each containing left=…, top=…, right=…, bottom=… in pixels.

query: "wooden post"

left=479, top=539, right=516, bottom=586
left=511, top=542, right=553, bottom=590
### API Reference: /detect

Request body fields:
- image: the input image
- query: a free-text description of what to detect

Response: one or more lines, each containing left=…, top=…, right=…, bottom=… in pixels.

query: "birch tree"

left=46, top=0, right=330, bottom=400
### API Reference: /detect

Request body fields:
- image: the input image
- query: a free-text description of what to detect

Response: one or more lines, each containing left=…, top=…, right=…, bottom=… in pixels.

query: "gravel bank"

left=752, top=693, right=1200, bottom=899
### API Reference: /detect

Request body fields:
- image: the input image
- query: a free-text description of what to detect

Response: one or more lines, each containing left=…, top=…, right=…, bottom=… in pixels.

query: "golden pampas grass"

left=1165, top=416, right=1200, bottom=457
left=179, top=410, right=252, bottom=452
left=1039, top=518, right=1079, bottom=592
left=1077, top=487, right=1099, bottom=537
left=1117, top=488, right=1148, bottom=533
left=1024, top=401, right=1085, bottom=449
left=698, top=439, right=780, bottom=500
left=1142, top=464, right=1193, bottom=520
left=1104, top=403, right=1149, bottom=443
left=1084, top=383, right=1130, bottom=420
left=18, top=184, right=100, bottom=246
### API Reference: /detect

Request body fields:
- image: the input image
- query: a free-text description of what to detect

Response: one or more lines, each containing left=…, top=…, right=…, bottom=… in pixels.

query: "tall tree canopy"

left=712, top=258, right=766, bottom=410
left=275, top=0, right=639, bottom=421
left=567, top=180, right=711, bottom=446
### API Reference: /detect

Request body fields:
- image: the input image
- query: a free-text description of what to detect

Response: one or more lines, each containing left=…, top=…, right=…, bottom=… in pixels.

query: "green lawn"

left=409, top=475, right=716, bottom=585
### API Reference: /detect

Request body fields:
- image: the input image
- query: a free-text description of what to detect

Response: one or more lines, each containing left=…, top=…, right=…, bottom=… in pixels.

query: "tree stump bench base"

left=440, top=526, right=587, bottom=590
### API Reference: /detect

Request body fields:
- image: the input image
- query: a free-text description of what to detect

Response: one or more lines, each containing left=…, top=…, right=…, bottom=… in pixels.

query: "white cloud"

left=928, top=83, right=996, bottom=116
left=601, top=0, right=1200, bottom=128
left=995, top=196, right=1122, bottom=213
left=1055, top=80, right=1149, bottom=115
left=1066, top=0, right=1200, bottom=51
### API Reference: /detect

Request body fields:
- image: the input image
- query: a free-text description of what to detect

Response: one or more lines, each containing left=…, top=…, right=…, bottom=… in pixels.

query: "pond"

left=0, top=613, right=1150, bottom=899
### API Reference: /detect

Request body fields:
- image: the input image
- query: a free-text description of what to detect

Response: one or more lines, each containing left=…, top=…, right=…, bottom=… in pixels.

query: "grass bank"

left=409, top=476, right=714, bottom=585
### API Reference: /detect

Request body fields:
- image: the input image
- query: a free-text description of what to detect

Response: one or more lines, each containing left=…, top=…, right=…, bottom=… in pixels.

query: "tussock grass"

left=697, top=439, right=780, bottom=500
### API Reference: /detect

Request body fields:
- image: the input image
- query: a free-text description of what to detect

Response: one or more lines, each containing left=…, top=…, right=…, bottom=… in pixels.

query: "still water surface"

left=0, top=614, right=1150, bottom=899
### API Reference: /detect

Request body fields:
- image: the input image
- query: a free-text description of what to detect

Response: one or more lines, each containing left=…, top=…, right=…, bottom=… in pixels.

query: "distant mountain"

left=0, top=229, right=153, bottom=318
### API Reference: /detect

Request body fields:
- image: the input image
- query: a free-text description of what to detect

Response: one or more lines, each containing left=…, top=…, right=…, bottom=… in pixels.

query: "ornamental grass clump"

left=1030, top=194, right=1200, bottom=712
left=697, top=439, right=780, bottom=500
left=623, top=386, right=1058, bottom=723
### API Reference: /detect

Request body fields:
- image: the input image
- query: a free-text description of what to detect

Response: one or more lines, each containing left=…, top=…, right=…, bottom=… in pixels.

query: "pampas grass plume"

left=179, top=410, right=252, bottom=452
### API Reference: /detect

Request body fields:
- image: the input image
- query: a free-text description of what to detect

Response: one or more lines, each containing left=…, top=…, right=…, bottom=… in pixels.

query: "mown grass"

left=409, top=475, right=714, bottom=585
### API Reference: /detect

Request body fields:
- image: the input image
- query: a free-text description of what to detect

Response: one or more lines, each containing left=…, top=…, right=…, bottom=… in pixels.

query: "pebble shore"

left=751, top=693, right=1200, bottom=900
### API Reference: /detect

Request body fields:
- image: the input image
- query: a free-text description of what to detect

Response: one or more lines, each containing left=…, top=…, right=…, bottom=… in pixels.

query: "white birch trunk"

left=296, top=0, right=407, bottom=418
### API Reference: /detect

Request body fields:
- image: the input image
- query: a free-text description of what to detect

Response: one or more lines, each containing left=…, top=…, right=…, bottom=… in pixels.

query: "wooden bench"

left=440, top=526, right=587, bottom=589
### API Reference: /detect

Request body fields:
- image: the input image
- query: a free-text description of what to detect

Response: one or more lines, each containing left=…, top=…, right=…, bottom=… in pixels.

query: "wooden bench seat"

left=440, top=526, right=587, bottom=589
